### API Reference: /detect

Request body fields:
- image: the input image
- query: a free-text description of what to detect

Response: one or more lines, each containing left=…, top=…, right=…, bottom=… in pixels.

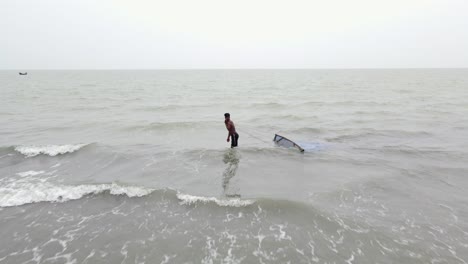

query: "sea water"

left=0, top=69, right=467, bottom=263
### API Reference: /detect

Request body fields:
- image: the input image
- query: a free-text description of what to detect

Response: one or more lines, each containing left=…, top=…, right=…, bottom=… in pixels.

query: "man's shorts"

left=230, top=133, right=239, bottom=148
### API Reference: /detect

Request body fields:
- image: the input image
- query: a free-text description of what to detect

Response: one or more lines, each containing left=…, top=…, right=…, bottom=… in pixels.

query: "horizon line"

left=2, top=67, right=468, bottom=71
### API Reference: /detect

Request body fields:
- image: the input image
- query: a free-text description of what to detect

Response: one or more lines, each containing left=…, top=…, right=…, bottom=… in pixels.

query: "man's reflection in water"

left=222, top=149, right=240, bottom=198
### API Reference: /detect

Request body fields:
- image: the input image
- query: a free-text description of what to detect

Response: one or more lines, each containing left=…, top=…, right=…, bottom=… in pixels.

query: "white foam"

left=108, top=184, right=154, bottom=197
left=50, top=163, right=61, bottom=168
left=177, top=193, right=255, bottom=207
left=0, top=181, right=154, bottom=207
left=16, top=170, right=45, bottom=177
left=14, top=144, right=88, bottom=157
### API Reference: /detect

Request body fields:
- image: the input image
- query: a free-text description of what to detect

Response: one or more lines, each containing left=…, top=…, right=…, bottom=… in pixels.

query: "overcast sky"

left=1, top=0, right=467, bottom=69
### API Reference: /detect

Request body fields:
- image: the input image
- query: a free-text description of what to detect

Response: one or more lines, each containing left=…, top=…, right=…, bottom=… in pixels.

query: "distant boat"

left=19, top=72, right=28, bottom=75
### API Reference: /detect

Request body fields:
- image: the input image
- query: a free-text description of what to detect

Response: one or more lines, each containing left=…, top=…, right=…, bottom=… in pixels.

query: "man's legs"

left=231, top=133, right=239, bottom=148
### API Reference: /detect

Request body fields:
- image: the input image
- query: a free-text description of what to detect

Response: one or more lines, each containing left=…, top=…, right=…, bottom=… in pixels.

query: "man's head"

left=224, top=113, right=230, bottom=122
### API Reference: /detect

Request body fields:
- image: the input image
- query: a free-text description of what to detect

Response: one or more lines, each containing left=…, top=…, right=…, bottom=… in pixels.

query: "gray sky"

left=1, top=0, right=467, bottom=69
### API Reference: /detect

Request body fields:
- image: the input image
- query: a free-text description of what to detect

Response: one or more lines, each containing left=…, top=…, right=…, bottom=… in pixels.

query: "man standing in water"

left=224, top=113, right=239, bottom=148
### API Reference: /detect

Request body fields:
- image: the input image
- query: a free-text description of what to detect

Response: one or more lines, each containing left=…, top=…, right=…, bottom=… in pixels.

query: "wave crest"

left=14, top=144, right=89, bottom=157
left=177, top=193, right=255, bottom=207
left=16, top=170, right=45, bottom=177
left=0, top=181, right=154, bottom=207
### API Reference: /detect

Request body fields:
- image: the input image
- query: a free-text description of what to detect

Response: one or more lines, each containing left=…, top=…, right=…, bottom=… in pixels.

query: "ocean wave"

left=0, top=178, right=256, bottom=208
left=136, top=103, right=224, bottom=112
left=358, top=146, right=468, bottom=159
left=321, top=100, right=396, bottom=107
left=287, top=127, right=324, bottom=134
left=14, top=144, right=89, bottom=157
left=0, top=170, right=256, bottom=208
left=177, top=193, right=255, bottom=207
left=0, top=181, right=155, bottom=208
left=351, top=110, right=395, bottom=116
left=325, top=129, right=432, bottom=142
left=247, top=102, right=286, bottom=109
left=122, top=121, right=218, bottom=132
left=178, top=146, right=296, bottom=159
left=16, top=170, right=45, bottom=177
left=247, top=114, right=305, bottom=123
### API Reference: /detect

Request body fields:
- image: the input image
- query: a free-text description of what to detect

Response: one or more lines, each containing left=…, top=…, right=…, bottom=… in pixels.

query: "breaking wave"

left=14, top=144, right=89, bottom=157
left=177, top=193, right=255, bottom=207
left=0, top=174, right=255, bottom=208
left=0, top=179, right=155, bottom=207
left=16, top=170, right=45, bottom=177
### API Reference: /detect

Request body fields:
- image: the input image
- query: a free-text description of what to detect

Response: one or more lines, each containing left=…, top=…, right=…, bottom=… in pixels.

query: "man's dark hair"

left=224, top=113, right=230, bottom=118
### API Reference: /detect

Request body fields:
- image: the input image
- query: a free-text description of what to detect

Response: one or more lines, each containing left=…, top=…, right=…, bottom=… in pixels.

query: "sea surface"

left=0, top=69, right=467, bottom=263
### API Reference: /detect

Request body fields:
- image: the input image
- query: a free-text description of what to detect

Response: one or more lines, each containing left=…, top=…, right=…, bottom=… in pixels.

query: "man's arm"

left=226, top=122, right=231, bottom=142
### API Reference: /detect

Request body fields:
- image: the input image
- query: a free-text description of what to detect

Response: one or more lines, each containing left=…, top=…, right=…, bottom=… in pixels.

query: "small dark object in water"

left=19, top=72, right=28, bottom=75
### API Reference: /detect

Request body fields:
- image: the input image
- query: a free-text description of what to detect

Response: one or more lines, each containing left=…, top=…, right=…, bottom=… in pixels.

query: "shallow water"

left=1, top=69, right=468, bottom=263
